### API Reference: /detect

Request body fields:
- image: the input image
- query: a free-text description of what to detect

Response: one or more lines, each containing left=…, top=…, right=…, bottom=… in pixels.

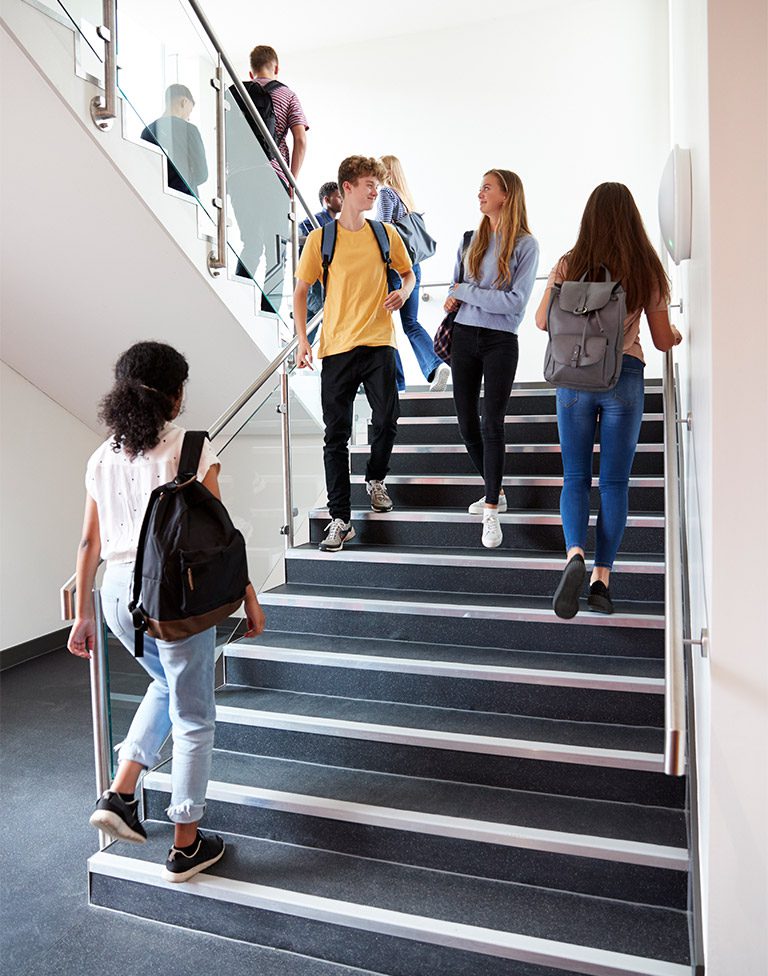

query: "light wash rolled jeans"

left=101, top=562, right=216, bottom=824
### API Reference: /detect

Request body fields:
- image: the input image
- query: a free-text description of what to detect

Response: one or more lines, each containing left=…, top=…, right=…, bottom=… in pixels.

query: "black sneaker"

left=588, top=580, right=614, bottom=615
left=162, top=831, right=226, bottom=883
left=552, top=554, right=586, bottom=620
left=89, top=790, right=147, bottom=844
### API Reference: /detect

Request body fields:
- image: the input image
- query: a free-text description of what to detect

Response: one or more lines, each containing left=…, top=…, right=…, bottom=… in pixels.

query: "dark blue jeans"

left=556, top=355, right=645, bottom=569
left=391, top=264, right=443, bottom=391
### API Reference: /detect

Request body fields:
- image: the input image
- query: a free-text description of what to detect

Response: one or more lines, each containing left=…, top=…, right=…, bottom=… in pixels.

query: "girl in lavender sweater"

left=444, top=169, right=539, bottom=548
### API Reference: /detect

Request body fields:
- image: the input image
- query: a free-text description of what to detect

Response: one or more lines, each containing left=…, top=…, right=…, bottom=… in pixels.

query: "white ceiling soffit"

left=206, top=0, right=563, bottom=64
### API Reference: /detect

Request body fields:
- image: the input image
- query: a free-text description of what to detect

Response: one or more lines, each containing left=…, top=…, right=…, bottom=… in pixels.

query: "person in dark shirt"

left=300, top=181, right=343, bottom=337
left=140, top=84, right=208, bottom=197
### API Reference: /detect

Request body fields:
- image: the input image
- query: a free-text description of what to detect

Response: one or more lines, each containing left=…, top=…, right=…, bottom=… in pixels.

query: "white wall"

left=0, top=363, right=101, bottom=649
left=282, top=0, right=671, bottom=383
left=670, top=0, right=768, bottom=970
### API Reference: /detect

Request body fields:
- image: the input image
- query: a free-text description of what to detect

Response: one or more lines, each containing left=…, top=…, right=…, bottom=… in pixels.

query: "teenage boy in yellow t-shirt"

left=294, top=155, right=414, bottom=552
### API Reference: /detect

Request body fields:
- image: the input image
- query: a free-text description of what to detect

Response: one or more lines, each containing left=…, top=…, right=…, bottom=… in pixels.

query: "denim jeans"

left=556, top=355, right=645, bottom=569
left=451, top=322, right=519, bottom=505
left=101, top=563, right=217, bottom=824
left=321, top=345, right=399, bottom=522
left=391, top=264, right=443, bottom=390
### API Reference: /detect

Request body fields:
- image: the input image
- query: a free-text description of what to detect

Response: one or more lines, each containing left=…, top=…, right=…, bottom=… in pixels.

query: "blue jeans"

left=556, top=355, right=645, bottom=569
left=101, top=563, right=217, bottom=824
left=392, top=264, right=443, bottom=391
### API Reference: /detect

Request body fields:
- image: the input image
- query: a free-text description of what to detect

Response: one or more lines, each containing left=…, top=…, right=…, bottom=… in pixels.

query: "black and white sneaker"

left=319, top=518, right=356, bottom=552
left=162, top=831, right=226, bottom=883
left=89, top=790, right=147, bottom=844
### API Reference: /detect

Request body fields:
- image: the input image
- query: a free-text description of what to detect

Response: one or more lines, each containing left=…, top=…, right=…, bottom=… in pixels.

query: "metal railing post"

left=208, top=56, right=229, bottom=277
left=290, top=194, right=299, bottom=286
left=279, top=363, right=295, bottom=550
left=90, top=0, right=118, bottom=131
left=663, top=348, right=686, bottom=776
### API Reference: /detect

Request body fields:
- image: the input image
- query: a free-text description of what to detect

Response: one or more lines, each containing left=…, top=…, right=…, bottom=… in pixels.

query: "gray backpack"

left=543, top=268, right=626, bottom=391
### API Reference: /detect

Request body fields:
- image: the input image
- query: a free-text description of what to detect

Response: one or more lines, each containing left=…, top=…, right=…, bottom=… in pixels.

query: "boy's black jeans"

left=321, top=345, right=400, bottom=523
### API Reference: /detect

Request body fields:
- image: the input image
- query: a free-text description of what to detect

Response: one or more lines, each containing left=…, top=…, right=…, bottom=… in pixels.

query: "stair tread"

left=310, top=506, right=666, bottom=522
left=147, top=750, right=687, bottom=847
left=216, top=686, right=664, bottom=754
left=101, top=829, right=690, bottom=964
left=287, top=542, right=664, bottom=568
left=229, top=631, right=665, bottom=679
left=260, top=583, right=665, bottom=619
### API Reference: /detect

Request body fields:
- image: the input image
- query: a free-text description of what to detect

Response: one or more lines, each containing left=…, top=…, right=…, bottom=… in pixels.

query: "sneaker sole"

left=319, top=527, right=357, bottom=552
left=588, top=596, right=615, bottom=615
left=369, top=501, right=394, bottom=513
left=552, top=559, right=586, bottom=620
left=162, top=844, right=226, bottom=883
left=89, top=809, right=147, bottom=844
left=468, top=499, right=508, bottom=516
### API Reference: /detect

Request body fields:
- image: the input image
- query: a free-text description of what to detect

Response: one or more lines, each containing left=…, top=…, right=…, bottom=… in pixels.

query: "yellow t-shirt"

left=296, top=221, right=412, bottom=359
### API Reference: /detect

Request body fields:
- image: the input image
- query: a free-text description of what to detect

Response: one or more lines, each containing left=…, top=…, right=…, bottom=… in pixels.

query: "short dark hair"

left=337, top=156, right=386, bottom=196
left=165, top=84, right=193, bottom=108
left=250, top=45, right=279, bottom=73
left=318, top=181, right=339, bottom=206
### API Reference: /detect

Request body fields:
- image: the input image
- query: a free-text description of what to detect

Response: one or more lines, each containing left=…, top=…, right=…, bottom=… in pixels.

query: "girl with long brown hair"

left=535, top=182, right=682, bottom=617
left=445, top=169, right=539, bottom=548
left=377, top=155, right=449, bottom=392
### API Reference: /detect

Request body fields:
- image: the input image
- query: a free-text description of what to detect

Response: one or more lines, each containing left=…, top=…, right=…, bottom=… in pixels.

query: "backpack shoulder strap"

left=264, top=79, right=285, bottom=94
left=178, top=430, right=208, bottom=482
left=321, top=220, right=338, bottom=292
left=367, top=219, right=392, bottom=267
left=457, top=230, right=473, bottom=283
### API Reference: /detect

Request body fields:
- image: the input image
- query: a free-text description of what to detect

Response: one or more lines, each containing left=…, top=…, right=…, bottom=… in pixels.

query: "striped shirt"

left=250, top=77, right=308, bottom=178
left=376, top=186, right=407, bottom=223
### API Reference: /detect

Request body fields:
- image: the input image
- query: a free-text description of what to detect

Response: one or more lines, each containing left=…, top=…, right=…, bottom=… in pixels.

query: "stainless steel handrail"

left=663, top=348, right=686, bottom=776
left=208, top=309, right=322, bottom=441
left=61, top=575, right=112, bottom=848
left=207, top=55, right=228, bottom=277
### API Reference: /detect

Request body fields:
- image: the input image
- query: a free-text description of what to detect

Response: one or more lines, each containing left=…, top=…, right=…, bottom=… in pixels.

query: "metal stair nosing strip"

left=349, top=444, right=663, bottom=455
left=142, top=771, right=687, bottom=870
left=286, top=547, right=664, bottom=576
left=348, top=475, right=664, bottom=487
left=88, top=851, right=690, bottom=976
left=397, top=386, right=661, bottom=400
left=213, top=704, right=664, bottom=772
left=394, top=413, right=664, bottom=426
left=224, top=643, right=665, bottom=694
left=309, top=508, right=665, bottom=528
left=256, top=590, right=665, bottom=630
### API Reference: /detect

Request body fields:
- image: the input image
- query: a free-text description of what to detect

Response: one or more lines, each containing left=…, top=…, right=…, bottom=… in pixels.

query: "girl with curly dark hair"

left=67, top=341, right=265, bottom=882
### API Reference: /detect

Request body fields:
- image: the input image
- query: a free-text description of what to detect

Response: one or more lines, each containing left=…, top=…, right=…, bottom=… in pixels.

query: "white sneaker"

left=468, top=494, right=507, bottom=515
left=482, top=511, right=503, bottom=549
left=429, top=363, right=451, bottom=393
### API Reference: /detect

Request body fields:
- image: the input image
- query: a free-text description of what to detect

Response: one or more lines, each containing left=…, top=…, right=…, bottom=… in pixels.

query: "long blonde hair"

left=379, top=154, right=416, bottom=212
left=467, top=169, right=530, bottom=288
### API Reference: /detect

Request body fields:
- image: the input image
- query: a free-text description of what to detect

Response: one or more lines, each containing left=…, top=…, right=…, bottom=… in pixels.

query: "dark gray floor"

left=0, top=648, right=378, bottom=976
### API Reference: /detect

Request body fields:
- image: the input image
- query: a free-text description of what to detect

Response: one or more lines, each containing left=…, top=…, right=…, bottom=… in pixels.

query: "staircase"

left=88, top=383, right=693, bottom=976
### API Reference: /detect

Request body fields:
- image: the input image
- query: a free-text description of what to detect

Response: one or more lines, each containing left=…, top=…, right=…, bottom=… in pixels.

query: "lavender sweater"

left=452, top=232, right=539, bottom=333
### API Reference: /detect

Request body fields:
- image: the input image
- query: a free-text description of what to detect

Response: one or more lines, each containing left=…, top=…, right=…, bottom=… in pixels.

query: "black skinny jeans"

left=451, top=323, right=519, bottom=505
left=321, top=345, right=400, bottom=523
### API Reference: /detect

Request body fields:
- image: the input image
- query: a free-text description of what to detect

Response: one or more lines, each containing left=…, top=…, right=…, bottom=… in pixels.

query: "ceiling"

left=205, top=0, right=560, bottom=67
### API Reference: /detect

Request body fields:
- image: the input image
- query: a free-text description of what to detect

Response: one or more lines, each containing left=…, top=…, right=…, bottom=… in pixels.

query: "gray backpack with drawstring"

left=543, top=268, right=626, bottom=391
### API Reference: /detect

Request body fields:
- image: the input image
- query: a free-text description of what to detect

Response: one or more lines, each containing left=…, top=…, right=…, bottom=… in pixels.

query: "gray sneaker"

left=319, top=519, right=356, bottom=552
left=366, top=479, right=393, bottom=512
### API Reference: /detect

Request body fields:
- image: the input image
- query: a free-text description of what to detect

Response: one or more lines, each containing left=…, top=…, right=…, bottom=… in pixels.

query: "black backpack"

left=321, top=219, right=398, bottom=293
left=128, top=432, right=249, bottom=657
left=226, top=79, right=284, bottom=158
